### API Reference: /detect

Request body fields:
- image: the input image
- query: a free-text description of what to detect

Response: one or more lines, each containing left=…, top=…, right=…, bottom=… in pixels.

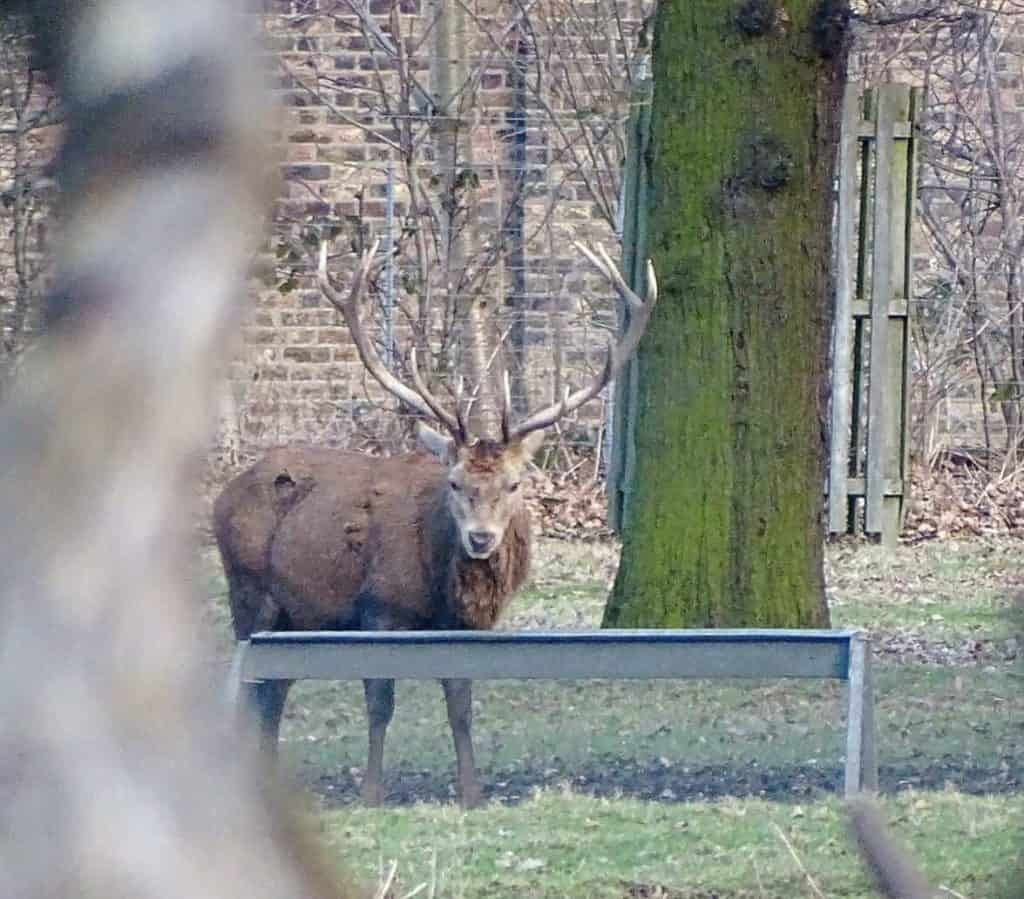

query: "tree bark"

left=605, top=0, right=849, bottom=628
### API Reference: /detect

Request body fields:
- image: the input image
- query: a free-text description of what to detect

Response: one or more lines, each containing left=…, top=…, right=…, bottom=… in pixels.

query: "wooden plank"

left=828, top=84, right=862, bottom=534
left=848, top=315, right=865, bottom=531
left=844, top=477, right=903, bottom=497
left=850, top=299, right=908, bottom=318
left=608, top=77, right=653, bottom=533
left=855, top=93, right=873, bottom=300
left=607, top=90, right=641, bottom=532
left=849, top=100, right=873, bottom=531
left=881, top=85, right=913, bottom=546
left=240, top=629, right=855, bottom=683
left=865, top=86, right=899, bottom=536
left=620, top=82, right=653, bottom=532
left=900, top=88, right=923, bottom=530
left=857, top=120, right=912, bottom=139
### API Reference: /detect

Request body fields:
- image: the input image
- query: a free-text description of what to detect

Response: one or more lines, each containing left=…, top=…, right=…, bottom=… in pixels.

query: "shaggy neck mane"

left=445, top=508, right=531, bottom=630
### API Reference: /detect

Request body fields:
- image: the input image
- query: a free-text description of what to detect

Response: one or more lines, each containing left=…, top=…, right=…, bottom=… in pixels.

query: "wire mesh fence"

left=6, top=1, right=1024, bottom=485
left=216, top=0, right=656, bottom=471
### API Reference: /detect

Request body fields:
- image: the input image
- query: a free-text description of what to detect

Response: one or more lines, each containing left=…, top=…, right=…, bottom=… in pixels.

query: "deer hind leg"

left=226, top=571, right=293, bottom=756
left=361, top=678, right=394, bottom=805
left=441, top=678, right=483, bottom=808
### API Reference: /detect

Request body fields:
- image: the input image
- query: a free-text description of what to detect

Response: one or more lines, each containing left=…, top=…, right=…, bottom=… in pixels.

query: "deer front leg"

left=441, top=678, right=483, bottom=808
left=251, top=679, right=292, bottom=756
left=361, top=678, right=394, bottom=805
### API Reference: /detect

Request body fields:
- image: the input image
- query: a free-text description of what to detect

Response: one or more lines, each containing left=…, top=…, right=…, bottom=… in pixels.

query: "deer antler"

left=317, top=239, right=466, bottom=441
left=504, top=241, right=658, bottom=440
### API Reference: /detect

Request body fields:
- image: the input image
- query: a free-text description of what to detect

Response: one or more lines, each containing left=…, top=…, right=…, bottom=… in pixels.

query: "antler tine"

left=408, top=347, right=464, bottom=439
left=318, top=238, right=463, bottom=438
left=454, top=376, right=469, bottom=443
left=506, top=243, right=658, bottom=441
left=500, top=370, right=513, bottom=443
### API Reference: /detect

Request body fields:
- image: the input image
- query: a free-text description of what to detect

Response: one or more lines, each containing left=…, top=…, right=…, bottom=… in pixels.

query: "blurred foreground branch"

left=0, top=2, right=358, bottom=896
left=848, top=799, right=936, bottom=899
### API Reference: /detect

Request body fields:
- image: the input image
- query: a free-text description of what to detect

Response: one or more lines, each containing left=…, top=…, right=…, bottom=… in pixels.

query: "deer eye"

left=507, top=481, right=521, bottom=494
left=449, top=479, right=461, bottom=492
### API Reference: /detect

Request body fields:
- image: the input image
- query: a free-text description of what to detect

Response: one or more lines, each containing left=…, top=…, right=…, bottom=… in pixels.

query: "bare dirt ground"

left=303, top=755, right=1022, bottom=808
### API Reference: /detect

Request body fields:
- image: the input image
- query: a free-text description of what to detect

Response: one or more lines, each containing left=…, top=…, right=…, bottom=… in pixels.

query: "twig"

left=770, top=821, right=827, bottom=899
left=373, top=859, right=398, bottom=899
left=752, top=855, right=768, bottom=898
left=589, top=394, right=606, bottom=487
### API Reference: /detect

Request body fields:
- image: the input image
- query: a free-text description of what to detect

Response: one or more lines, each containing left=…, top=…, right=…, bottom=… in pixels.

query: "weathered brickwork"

left=4, top=4, right=1018, bottom=464
left=218, top=0, right=650, bottom=461
left=851, top=11, right=1024, bottom=460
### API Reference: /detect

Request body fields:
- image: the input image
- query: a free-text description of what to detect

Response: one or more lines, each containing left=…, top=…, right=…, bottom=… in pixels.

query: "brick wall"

left=217, top=0, right=653, bottom=463
left=851, top=10, right=1024, bottom=461
left=6, top=4, right=1014, bottom=466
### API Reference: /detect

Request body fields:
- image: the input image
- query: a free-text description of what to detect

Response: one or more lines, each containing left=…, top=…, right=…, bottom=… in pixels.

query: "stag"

left=214, top=240, right=657, bottom=807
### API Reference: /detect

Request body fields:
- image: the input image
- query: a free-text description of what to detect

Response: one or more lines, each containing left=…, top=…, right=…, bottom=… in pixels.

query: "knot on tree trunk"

left=735, top=0, right=780, bottom=37
left=812, top=0, right=851, bottom=58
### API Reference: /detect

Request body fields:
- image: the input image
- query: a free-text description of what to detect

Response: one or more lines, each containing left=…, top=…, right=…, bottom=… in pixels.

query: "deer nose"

left=468, top=530, right=496, bottom=555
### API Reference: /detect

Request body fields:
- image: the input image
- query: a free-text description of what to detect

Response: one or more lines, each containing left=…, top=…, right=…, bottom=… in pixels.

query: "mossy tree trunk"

left=604, top=0, right=850, bottom=628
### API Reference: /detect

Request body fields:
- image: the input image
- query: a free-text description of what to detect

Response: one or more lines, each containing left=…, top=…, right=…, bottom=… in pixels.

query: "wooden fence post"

left=607, top=72, right=653, bottom=534
left=828, top=83, right=921, bottom=546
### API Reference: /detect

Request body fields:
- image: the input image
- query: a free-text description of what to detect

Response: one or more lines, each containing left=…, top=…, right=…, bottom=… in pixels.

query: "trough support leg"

left=845, top=634, right=878, bottom=797
left=225, top=640, right=248, bottom=710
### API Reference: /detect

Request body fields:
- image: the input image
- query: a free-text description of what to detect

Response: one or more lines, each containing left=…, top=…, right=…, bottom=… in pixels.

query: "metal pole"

left=844, top=633, right=878, bottom=796
left=384, top=158, right=396, bottom=368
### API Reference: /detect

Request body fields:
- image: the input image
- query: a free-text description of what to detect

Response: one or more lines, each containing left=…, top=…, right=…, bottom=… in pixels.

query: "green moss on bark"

left=605, top=0, right=848, bottom=628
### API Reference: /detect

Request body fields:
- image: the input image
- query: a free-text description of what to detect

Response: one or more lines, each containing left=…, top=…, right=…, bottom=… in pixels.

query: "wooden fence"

left=229, top=628, right=878, bottom=798
left=828, top=83, right=922, bottom=545
left=607, top=68, right=653, bottom=533
left=609, top=81, right=921, bottom=546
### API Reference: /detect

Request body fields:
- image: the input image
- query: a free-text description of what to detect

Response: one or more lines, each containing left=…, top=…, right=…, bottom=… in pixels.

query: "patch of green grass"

left=203, top=537, right=1024, bottom=896
left=827, top=537, right=1024, bottom=645
left=280, top=663, right=1023, bottom=799
left=201, top=539, right=1024, bottom=797
left=316, top=789, right=1023, bottom=898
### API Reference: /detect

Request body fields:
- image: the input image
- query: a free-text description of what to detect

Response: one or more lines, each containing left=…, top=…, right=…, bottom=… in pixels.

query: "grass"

left=283, top=664, right=1021, bottom=802
left=314, top=790, right=1022, bottom=899
left=199, top=535, right=1024, bottom=897
left=826, top=538, right=1024, bottom=647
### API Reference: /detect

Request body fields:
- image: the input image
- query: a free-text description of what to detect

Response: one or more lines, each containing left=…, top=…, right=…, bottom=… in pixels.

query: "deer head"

left=415, top=424, right=544, bottom=557
left=316, top=239, right=657, bottom=560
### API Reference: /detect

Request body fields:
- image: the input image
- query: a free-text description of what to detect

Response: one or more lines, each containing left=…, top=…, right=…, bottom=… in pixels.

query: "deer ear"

left=417, top=422, right=456, bottom=462
left=517, top=430, right=546, bottom=461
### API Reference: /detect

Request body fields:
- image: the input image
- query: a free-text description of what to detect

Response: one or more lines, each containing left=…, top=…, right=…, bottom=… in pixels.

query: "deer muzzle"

left=465, top=529, right=497, bottom=558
